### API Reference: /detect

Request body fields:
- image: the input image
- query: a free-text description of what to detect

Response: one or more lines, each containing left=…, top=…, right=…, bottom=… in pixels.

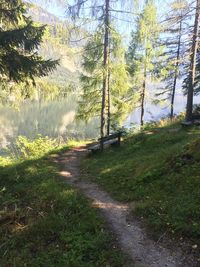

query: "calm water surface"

left=1, top=91, right=200, bottom=150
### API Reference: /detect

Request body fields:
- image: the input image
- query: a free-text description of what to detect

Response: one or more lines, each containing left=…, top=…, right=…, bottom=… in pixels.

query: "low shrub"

left=9, top=135, right=58, bottom=160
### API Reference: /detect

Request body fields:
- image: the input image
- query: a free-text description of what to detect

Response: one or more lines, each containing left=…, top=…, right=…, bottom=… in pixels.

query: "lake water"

left=126, top=91, right=200, bottom=126
left=0, top=91, right=200, bottom=150
left=0, top=94, right=99, bottom=150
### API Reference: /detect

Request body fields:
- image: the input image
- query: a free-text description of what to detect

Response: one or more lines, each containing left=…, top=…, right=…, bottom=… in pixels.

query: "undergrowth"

left=0, top=136, right=129, bottom=267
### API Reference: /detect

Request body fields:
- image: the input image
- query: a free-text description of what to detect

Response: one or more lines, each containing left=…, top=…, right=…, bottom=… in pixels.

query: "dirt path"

left=54, top=147, right=196, bottom=267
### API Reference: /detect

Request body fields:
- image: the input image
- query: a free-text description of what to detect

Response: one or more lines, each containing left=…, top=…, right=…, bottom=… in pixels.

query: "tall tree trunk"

left=100, top=0, right=110, bottom=150
left=107, top=68, right=111, bottom=135
left=170, top=20, right=182, bottom=120
left=140, top=60, right=147, bottom=127
left=186, top=0, right=200, bottom=122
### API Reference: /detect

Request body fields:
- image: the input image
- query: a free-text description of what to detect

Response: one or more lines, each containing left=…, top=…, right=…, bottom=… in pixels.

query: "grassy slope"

left=83, top=122, right=200, bottom=245
left=0, top=150, right=129, bottom=266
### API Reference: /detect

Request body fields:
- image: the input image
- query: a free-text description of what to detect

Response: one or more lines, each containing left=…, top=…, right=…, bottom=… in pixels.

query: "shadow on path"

left=53, top=146, right=196, bottom=267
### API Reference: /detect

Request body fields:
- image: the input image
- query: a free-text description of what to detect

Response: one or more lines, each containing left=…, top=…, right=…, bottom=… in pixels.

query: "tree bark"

left=186, top=0, right=200, bottom=122
left=100, top=0, right=110, bottom=150
left=140, top=60, right=147, bottom=127
left=170, top=20, right=182, bottom=120
left=107, top=68, right=111, bottom=135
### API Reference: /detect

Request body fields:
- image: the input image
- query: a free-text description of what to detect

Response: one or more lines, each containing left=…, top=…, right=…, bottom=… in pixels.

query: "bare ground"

left=53, top=146, right=198, bottom=267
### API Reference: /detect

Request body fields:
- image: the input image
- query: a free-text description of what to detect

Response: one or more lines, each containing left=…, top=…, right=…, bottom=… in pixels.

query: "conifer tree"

left=185, top=0, right=200, bottom=121
left=68, top=0, right=133, bottom=149
left=0, top=0, right=58, bottom=83
left=161, top=0, right=189, bottom=120
left=77, top=26, right=131, bottom=131
left=127, top=0, right=162, bottom=127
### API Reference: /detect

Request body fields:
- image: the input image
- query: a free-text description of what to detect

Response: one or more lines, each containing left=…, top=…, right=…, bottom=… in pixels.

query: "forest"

left=0, top=0, right=200, bottom=266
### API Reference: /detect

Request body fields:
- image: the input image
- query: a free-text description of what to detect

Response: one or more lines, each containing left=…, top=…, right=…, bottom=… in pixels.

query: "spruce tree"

left=0, top=0, right=58, bottom=83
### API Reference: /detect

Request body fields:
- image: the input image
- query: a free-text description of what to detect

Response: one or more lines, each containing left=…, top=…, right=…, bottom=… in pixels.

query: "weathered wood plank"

left=88, top=131, right=123, bottom=153
left=181, top=121, right=193, bottom=127
left=88, top=139, right=119, bottom=153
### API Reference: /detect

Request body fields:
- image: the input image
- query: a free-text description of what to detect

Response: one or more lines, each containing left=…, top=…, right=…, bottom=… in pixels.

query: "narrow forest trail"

left=54, top=146, right=196, bottom=267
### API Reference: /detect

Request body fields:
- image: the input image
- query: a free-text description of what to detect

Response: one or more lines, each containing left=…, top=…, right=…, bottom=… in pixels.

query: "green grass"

left=83, top=121, right=200, bottom=244
left=0, top=149, right=130, bottom=266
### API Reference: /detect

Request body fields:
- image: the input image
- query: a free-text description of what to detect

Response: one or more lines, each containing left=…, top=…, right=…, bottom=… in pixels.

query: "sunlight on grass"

left=67, top=139, right=90, bottom=147
left=83, top=121, right=200, bottom=245
left=0, top=146, right=130, bottom=267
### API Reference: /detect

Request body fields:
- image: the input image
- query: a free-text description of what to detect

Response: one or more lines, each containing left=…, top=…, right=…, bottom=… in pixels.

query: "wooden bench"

left=88, top=132, right=123, bottom=153
left=181, top=115, right=200, bottom=127
left=181, top=121, right=193, bottom=127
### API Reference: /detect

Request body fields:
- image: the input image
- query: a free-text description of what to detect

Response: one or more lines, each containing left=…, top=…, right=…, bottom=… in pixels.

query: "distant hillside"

left=27, top=0, right=66, bottom=18
left=27, top=2, right=82, bottom=89
left=28, top=4, right=61, bottom=25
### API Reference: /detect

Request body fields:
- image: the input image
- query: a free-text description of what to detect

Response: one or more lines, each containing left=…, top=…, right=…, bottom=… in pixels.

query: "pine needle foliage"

left=127, top=0, right=163, bottom=126
left=77, top=26, right=132, bottom=129
left=0, top=0, right=58, bottom=83
left=159, top=0, right=189, bottom=119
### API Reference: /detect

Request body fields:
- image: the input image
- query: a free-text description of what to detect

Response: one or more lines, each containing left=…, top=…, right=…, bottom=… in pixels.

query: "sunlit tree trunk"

left=186, top=0, right=200, bottom=121
left=107, top=68, right=111, bottom=135
left=100, top=0, right=110, bottom=150
left=170, top=20, right=182, bottom=120
left=140, top=58, right=147, bottom=127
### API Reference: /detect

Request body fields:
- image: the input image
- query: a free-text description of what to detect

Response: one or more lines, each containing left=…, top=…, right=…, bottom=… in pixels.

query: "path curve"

left=54, top=146, right=196, bottom=267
